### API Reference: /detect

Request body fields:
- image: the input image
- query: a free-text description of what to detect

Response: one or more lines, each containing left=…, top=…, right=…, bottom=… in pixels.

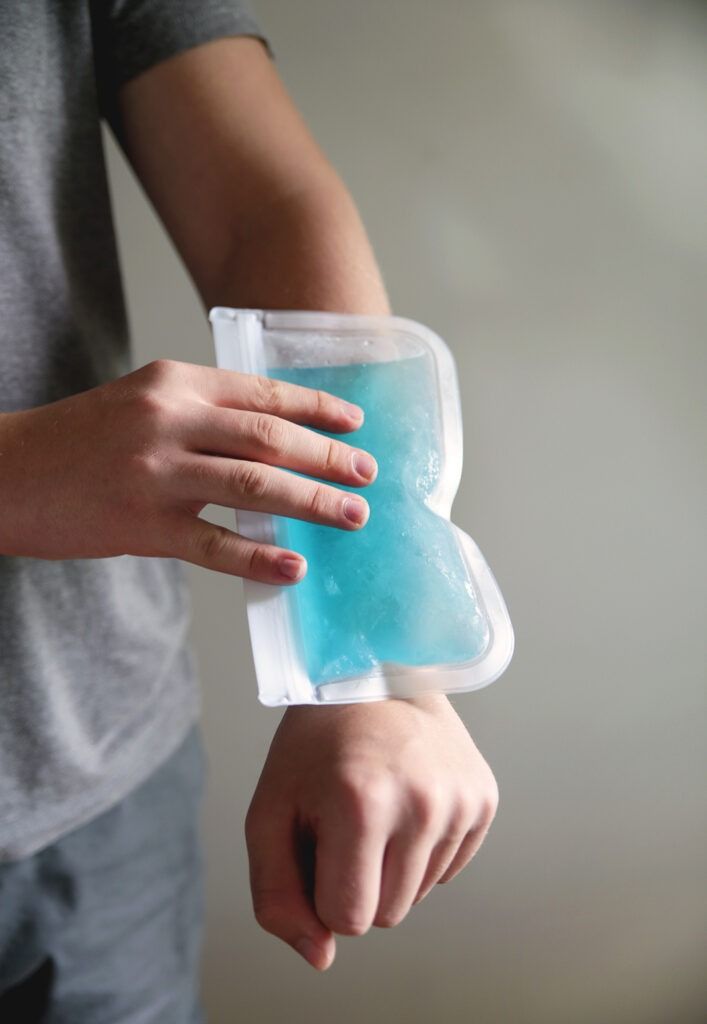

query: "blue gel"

left=269, top=355, right=489, bottom=687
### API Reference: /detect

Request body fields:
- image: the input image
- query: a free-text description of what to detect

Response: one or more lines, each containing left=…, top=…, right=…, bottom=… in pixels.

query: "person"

left=0, top=2, right=499, bottom=1020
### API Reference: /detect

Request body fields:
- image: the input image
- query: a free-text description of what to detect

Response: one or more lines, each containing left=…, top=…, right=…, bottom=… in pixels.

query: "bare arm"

left=116, top=37, right=389, bottom=315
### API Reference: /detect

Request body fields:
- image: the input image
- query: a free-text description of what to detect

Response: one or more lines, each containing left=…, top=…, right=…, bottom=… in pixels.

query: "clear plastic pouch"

left=209, top=307, right=514, bottom=706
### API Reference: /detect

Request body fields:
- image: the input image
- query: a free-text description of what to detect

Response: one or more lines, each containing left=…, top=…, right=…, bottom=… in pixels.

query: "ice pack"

left=209, top=308, right=514, bottom=706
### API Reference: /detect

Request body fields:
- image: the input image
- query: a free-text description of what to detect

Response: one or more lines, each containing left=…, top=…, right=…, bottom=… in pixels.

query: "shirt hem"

left=0, top=689, right=201, bottom=863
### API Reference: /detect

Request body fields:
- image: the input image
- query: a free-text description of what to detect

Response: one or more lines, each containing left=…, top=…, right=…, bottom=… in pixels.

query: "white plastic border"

left=208, top=307, right=514, bottom=705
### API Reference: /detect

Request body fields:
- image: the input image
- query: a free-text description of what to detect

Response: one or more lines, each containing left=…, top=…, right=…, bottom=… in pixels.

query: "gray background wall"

left=104, top=1, right=706, bottom=1021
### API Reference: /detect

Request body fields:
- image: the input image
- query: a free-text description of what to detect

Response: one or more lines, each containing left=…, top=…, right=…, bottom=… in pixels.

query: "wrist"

left=284, top=692, right=451, bottom=718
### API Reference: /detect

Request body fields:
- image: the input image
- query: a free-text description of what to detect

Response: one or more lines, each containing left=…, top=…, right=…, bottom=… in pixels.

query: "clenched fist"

left=245, top=693, right=499, bottom=970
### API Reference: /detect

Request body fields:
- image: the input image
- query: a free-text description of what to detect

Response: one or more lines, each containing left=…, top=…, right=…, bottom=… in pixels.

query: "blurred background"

left=103, top=1, right=707, bottom=1021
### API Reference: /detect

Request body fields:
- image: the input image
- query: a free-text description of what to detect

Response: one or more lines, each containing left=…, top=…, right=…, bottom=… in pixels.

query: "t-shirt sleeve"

left=90, top=0, right=272, bottom=133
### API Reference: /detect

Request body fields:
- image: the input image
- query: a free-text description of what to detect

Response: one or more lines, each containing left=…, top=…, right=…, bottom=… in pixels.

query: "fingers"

left=170, top=514, right=308, bottom=583
left=195, top=365, right=365, bottom=433
left=436, top=828, right=490, bottom=885
left=245, top=806, right=336, bottom=971
left=411, top=831, right=467, bottom=905
left=313, top=801, right=388, bottom=937
left=415, top=790, right=499, bottom=899
left=376, top=821, right=487, bottom=919
left=190, top=406, right=378, bottom=486
left=176, top=455, right=371, bottom=531
left=374, top=832, right=437, bottom=927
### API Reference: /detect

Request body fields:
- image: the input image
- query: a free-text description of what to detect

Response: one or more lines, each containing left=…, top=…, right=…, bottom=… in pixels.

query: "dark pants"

left=0, top=725, right=206, bottom=1024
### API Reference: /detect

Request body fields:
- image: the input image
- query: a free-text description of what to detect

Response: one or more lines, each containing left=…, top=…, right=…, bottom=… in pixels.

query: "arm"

left=115, top=37, right=498, bottom=971
left=115, top=36, right=389, bottom=315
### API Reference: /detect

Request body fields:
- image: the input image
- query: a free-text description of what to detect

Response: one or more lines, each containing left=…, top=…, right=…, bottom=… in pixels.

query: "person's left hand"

left=244, top=693, right=498, bottom=970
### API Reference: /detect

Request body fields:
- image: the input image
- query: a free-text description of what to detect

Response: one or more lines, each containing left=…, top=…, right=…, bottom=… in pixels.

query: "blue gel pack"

left=269, top=357, right=489, bottom=684
left=210, top=308, right=513, bottom=706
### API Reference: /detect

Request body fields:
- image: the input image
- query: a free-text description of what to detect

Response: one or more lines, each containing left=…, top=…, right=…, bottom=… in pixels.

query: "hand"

left=0, top=359, right=377, bottom=581
left=244, top=693, right=498, bottom=970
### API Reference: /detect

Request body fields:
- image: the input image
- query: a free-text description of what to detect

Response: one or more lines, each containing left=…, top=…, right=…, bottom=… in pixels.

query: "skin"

left=0, top=360, right=377, bottom=578
left=245, top=695, right=498, bottom=970
left=0, top=37, right=499, bottom=969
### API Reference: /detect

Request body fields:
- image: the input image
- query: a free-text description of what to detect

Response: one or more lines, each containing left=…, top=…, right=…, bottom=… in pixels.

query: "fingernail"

left=343, top=497, right=369, bottom=525
left=294, top=937, right=322, bottom=967
left=278, top=556, right=306, bottom=580
left=342, top=401, right=363, bottom=423
left=353, top=451, right=377, bottom=480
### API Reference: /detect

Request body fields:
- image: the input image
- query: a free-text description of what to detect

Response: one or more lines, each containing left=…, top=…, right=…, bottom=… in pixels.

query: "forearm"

left=116, top=38, right=389, bottom=318
left=198, top=179, right=391, bottom=317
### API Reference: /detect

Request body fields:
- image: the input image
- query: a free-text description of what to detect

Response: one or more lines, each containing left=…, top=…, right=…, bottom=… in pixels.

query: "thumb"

left=245, top=808, right=336, bottom=970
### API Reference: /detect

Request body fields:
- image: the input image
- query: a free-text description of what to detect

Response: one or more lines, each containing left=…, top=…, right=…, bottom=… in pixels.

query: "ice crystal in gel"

left=269, top=354, right=490, bottom=687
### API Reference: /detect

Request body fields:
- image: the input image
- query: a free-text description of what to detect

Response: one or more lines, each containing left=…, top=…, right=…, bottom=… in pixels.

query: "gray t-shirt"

left=0, top=0, right=267, bottom=861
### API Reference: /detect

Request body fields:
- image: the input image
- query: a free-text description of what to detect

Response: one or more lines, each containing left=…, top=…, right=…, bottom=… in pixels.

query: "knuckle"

left=313, top=389, right=331, bottom=419
left=481, top=782, right=499, bottom=827
left=127, top=449, right=175, bottom=500
left=128, top=448, right=160, bottom=482
left=321, top=438, right=341, bottom=477
left=409, top=785, right=439, bottom=830
left=304, top=483, right=333, bottom=522
left=197, top=527, right=230, bottom=564
left=141, top=358, right=178, bottom=387
left=130, top=384, right=178, bottom=432
left=336, top=773, right=366, bottom=812
left=254, top=374, right=283, bottom=412
left=233, top=461, right=268, bottom=501
left=337, top=772, right=391, bottom=827
left=443, top=822, right=470, bottom=847
left=454, top=792, right=478, bottom=828
left=151, top=357, right=178, bottom=376
left=246, top=544, right=271, bottom=579
left=252, top=412, right=286, bottom=452
left=472, top=771, right=499, bottom=829
left=131, top=385, right=166, bottom=422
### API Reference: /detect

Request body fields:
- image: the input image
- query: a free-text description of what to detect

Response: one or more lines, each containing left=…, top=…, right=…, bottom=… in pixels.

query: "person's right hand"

left=0, top=359, right=377, bottom=582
